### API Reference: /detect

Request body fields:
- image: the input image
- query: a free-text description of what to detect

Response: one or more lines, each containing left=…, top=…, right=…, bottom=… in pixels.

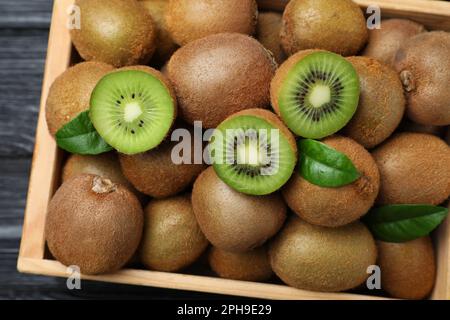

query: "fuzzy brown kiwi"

left=257, top=12, right=286, bottom=64
left=377, top=237, right=436, bottom=299
left=394, top=31, right=450, bottom=126
left=45, top=175, right=143, bottom=275
left=45, top=61, right=114, bottom=136
left=283, top=135, right=380, bottom=227
left=363, top=19, right=426, bottom=67
left=398, top=118, right=446, bottom=137
left=71, top=0, right=156, bottom=67
left=208, top=246, right=273, bottom=282
left=62, top=153, right=145, bottom=202
left=192, top=167, right=286, bottom=253
left=269, top=217, right=377, bottom=292
left=140, top=0, right=178, bottom=64
left=372, top=133, right=450, bottom=205
left=280, top=0, right=367, bottom=56
left=139, top=194, right=208, bottom=272
left=119, top=125, right=206, bottom=198
left=167, top=33, right=276, bottom=128
left=165, top=0, right=258, bottom=46
left=343, top=56, right=405, bottom=149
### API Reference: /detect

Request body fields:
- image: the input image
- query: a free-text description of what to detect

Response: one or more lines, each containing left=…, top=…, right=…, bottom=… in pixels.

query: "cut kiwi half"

left=271, top=50, right=360, bottom=139
left=209, top=109, right=297, bottom=195
left=90, top=70, right=176, bottom=155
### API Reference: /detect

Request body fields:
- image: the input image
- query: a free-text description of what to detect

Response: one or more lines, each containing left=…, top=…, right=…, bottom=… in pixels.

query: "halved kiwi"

left=209, top=109, right=297, bottom=195
left=89, top=69, right=176, bottom=155
left=271, top=50, right=360, bottom=139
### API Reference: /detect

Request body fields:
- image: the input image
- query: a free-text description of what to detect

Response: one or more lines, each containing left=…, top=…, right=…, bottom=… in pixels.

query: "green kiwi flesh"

left=192, top=167, right=286, bottom=252
left=210, top=109, right=297, bottom=195
left=280, top=0, right=368, bottom=56
left=271, top=50, right=360, bottom=139
left=167, top=33, right=276, bottom=128
left=282, top=135, right=380, bottom=227
left=45, top=174, right=143, bottom=275
left=372, top=133, right=450, bottom=205
left=166, top=0, right=258, bottom=46
left=363, top=19, right=426, bottom=67
left=139, top=194, right=208, bottom=272
left=71, top=0, right=156, bottom=67
left=90, top=70, right=176, bottom=155
left=269, top=217, right=377, bottom=292
left=46, top=61, right=114, bottom=136
left=208, top=246, right=273, bottom=281
left=343, top=56, right=405, bottom=149
left=377, top=237, right=436, bottom=299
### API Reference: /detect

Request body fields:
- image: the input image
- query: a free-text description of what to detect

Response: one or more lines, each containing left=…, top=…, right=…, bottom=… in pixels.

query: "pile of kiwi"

left=43, top=0, right=450, bottom=300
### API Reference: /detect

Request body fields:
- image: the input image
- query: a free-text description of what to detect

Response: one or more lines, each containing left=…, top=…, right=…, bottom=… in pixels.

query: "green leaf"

left=297, top=139, right=360, bottom=187
left=56, top=111, right=113, bottom=155
left=364, top=204, right=449, bottom=243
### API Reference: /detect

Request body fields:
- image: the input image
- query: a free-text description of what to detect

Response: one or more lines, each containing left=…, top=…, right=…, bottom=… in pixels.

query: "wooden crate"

left=17, top=0, right=450, bottom=300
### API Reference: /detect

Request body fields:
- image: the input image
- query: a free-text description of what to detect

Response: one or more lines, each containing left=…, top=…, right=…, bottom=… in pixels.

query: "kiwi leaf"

left=364, top=204, right=449, bottom=243
left=56, top=111, right=112, bottom=155
left=298, top=139, right=360, bottom=187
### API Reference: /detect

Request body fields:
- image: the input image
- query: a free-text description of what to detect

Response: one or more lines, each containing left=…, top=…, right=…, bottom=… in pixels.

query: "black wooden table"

left=0, top=0, right=227, bottom=300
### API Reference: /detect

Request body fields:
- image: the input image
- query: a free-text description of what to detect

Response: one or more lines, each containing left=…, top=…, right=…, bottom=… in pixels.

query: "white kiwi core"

left=308, top=84, right=331, bottom=108
left=123, top=102, right=143, bottom=123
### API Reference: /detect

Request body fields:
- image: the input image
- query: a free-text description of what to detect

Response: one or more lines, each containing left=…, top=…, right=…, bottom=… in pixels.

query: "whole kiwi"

left=140, top=0, right=178, bottom=63
left=119, top=126, right=206, bottom=198
left=343, top=56, right=405, bottom=149
left=283, top=135, right=380, bottom=227
left=372, top=133, right=450, bottom=205
left=45, top=175, right=143, bottom=275
left=208, top=246, right=273, bottom=281
left=165, top=0, right=258, bottom=46
left=398, top=118, right=446, bottom=137
left=363, top=19, right=426, bottom=67
left=167, top=33, right=277, bottom=128
left=377, top=237, right=436, bottom=299
left=280, top=0, right=367, bottom=56
left=71, top=0, right=156, bottom=67
left=139, top=194, right=208, bottom=272
left=192, top=167, right=286, bottom=252
left=62, top=153, right=144, bottom=201
left=269, top=217, right=377, bottom=292
left=256, top=12, right=286, bottom=64
left=46, top=61, right=114, bottom=136
left=394, top=31, right=450, bottom=126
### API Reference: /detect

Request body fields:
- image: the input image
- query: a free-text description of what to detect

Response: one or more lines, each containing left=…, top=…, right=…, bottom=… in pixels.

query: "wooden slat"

left=18, top=0, right=72, bottom=260
left=257, top=0, right=450, bottom=31
left=0, top=0, right=52, bottom=29
left=17, top=258, right=390, bottom=300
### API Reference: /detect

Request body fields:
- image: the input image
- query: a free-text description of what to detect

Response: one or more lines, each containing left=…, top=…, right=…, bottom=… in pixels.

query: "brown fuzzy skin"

left=270, top=49, right=321, bottom=118
left=343, top=57, right=405, bottom=149
left=257, top=12, right=286, bottom=64
left=139, top=194, right=208, bottom=272
left=165, top=0, right=258, bottom=46
left=119, top=128, right=206, bottom=198
left=398, top=118, right=446, bottom=137
left=45, top=175, right=144, bottom=275
left=283, top=136, right=380, bottom=227
left=71, top=0, right=156, bottom=67
left=280, top=0, right=367, bottom=56
left=225, top=108, right=298, bottom=156
left=62, top=153, right=145, bottom=202
left=269, top=217, right=377, bottom=292
left=208, top=246, right=273, bottom=281
left=140, top=0, right=178, bottom=63
left=167, top=33, right=277, bottom=128
left=45, top=61, right=114, bottom=136
left=394, top=31, right=450, bottom=126
left=377, top=237, right=436, bottom=300
left=372, top=133, right=450, bottom=205
left=363, top=19, right=426, bottom=67
left=192, top=167, right=286, bottom=252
